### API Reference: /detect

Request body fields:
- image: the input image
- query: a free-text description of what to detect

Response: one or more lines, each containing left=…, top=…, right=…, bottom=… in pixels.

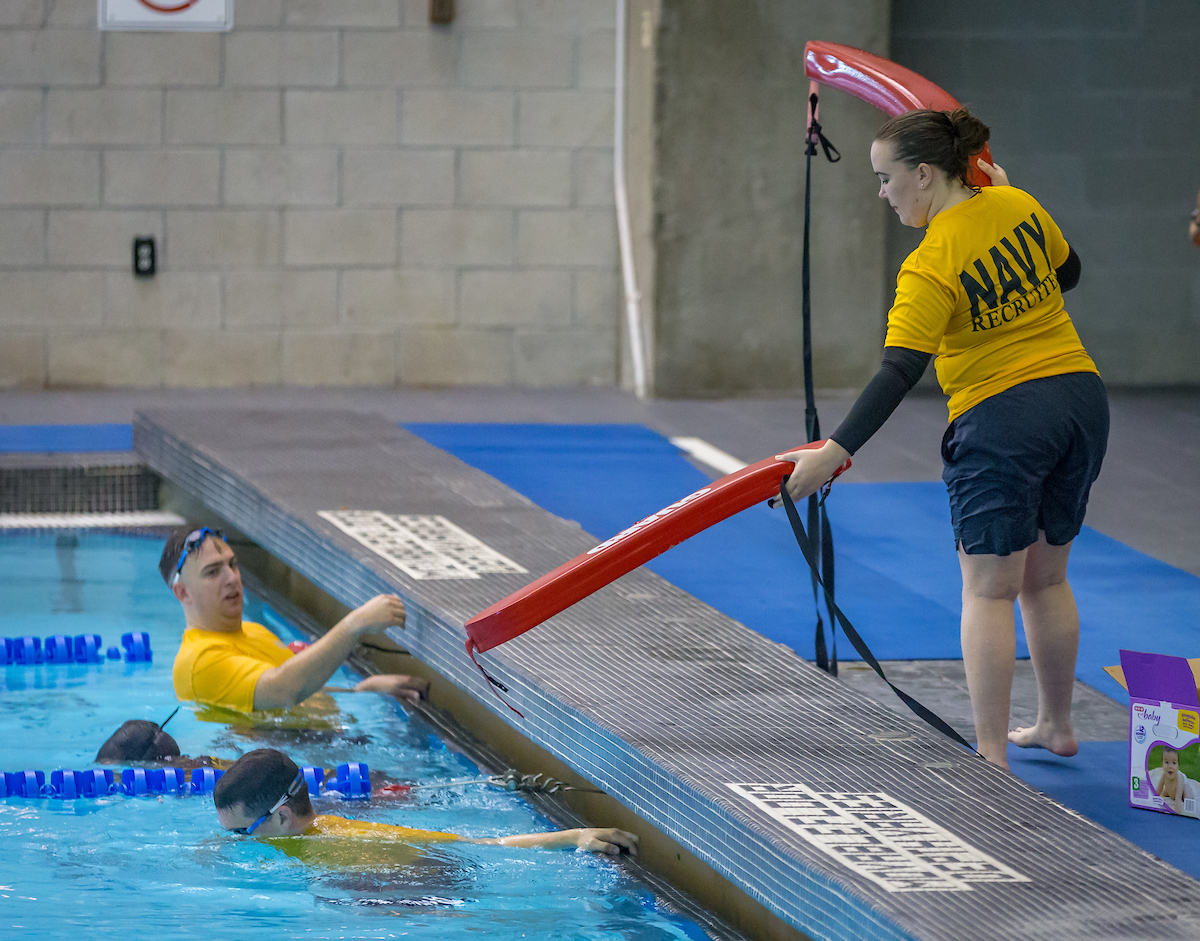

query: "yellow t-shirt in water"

left=172, top=621, right=292, bottom=713
left=884, top=186, right=1098, bottom=421
left=269, top=815, right=460, bottom=869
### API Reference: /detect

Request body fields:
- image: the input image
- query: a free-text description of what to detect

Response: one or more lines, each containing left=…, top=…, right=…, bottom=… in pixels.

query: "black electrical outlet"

left=430, top=0, right=454, bottom=24
left=133, top=236, right=156, bottom=277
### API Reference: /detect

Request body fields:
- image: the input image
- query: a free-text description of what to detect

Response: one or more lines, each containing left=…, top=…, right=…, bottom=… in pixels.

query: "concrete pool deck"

left=121, top=400, right=1200, bottom=941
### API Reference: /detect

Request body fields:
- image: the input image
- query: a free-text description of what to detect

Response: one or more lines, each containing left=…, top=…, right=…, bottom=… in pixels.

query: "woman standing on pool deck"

left=776, top=108, right=1108, bottom=769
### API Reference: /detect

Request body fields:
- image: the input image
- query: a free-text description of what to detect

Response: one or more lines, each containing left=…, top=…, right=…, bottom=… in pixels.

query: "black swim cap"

left=96, top=719, right=182, bottom=762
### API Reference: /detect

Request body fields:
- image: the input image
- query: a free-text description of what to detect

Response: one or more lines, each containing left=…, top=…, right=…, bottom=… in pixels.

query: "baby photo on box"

left=1110, top=649, right=1200, bottom=820
left=1144, top=743, right=1200, bottom=818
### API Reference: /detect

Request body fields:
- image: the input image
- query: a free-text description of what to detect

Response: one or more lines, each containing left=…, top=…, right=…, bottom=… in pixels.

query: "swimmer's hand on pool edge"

left=350, top=673, right=429, bottom=704
left=253, top=594, right=408, bottom=710
left=470, top=827, right=639, bottom=856
left=769, top=440, right=851, bottom=508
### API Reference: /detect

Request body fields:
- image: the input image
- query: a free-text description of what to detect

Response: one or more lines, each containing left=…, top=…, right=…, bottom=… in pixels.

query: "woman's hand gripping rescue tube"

left=768, top=439, right=853, bottom=508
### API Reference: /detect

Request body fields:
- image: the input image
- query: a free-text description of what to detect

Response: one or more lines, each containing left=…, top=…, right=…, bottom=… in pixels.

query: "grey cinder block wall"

left=890, top=0, right=1200, bottom=386
left=0, top=0, right=621, bottom=388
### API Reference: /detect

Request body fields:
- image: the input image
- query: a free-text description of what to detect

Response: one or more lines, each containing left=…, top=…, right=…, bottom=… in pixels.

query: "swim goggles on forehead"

left=168, top=527, right=226, bottom=586
left=234, top=771, right=304, bottom=836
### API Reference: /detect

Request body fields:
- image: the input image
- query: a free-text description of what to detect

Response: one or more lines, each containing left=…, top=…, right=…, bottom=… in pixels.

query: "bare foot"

left=1008, top=723, right=1079, bottom=757
left=354, top=674, right=430, bottom=703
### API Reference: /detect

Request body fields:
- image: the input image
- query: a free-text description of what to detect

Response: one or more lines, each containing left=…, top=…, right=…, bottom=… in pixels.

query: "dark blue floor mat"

left=1009, top=742, right=1200, bottom=878
left=407, top=423, right=1200, bottom=705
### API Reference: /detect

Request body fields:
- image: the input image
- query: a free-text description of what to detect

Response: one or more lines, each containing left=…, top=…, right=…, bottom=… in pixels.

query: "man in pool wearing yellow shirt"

left=213, top=749, right=639, bottom=864
left=164, top=526, right=427, bottom=714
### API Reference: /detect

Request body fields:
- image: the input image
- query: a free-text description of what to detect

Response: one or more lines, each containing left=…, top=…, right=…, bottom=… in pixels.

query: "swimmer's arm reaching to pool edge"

left=252, top=594, right=408, bottom=710
left=466, top=827, right=639, bottom=856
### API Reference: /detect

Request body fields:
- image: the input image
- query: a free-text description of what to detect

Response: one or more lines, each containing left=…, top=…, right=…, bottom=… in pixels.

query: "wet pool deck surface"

left=30, top=385, right=1176, bottom=941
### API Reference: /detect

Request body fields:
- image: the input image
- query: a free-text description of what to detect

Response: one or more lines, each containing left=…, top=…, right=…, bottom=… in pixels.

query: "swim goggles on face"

left=234, top=771, right=304, bottom=835
left=168, top=527, right=225, bottom=587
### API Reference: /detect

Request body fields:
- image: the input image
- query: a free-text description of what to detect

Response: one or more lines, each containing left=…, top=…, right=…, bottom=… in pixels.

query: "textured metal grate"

left=318, top=510, right=527, bottom=579
left=726, top=783, right=1030, bottom=893
left=132, top=409, right=1200, bottom=941
left=0, top=465, right=161, bottom=514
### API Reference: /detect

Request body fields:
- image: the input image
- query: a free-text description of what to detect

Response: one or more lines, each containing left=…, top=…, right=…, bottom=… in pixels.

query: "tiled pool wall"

left=0, top=460, right=161, bottom=514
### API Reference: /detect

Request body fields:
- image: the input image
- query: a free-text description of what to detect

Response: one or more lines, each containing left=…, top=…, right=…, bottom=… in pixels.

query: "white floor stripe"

left=0, top=510, right=185, bottom=529
left=669, top=436, right=748, bottom=476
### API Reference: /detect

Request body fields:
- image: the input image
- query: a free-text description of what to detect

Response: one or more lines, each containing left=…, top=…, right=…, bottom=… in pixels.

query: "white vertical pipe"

left=614, top=0, right=648, bottom=399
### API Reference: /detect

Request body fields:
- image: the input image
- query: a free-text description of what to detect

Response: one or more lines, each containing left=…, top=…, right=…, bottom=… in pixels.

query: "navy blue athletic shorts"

left=941, top=371, right=1109, bottom=556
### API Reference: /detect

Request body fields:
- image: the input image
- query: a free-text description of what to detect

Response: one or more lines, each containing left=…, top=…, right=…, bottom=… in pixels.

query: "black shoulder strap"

left=802, top=89, right=841, bottom=674
left=779, top=479, right=975, bottom=751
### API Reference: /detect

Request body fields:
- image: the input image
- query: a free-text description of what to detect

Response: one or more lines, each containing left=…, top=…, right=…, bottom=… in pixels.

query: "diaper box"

left=1105, top=649, right=1200, bottom=819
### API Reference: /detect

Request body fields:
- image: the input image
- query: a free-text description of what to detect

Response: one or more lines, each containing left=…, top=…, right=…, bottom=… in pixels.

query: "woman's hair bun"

left=947, top=107, right=990, bottom=157
left=874, top=106, right=991, bottom=189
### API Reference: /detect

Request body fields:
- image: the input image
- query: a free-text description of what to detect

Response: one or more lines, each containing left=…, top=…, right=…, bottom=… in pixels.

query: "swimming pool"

left=0, top=530, right=712, bottom=939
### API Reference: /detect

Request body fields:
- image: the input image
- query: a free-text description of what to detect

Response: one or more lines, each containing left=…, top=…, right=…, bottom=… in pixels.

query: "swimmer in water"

left=163, top=525, right=428, bottom=716
left=96, top=711, right=232, bottom=770
left=95, top=713, right=417, bottom=795
left=213, top=749, right=639, bottom=860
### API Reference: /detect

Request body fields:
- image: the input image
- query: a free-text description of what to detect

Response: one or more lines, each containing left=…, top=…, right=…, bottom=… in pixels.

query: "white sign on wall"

left=99, top=0, right=233, bottom=31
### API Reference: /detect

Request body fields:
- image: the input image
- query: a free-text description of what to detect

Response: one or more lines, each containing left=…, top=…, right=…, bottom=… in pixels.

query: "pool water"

left=0, top=531, right=709, bottom=939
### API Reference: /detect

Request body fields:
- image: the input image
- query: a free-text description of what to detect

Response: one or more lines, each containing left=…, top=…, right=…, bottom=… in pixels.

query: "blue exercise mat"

left=0, top=423, right=132, bottom=453
left=1009, top=742, right=1200, bottom=878
left=406, top=423, right=1200, bottom=703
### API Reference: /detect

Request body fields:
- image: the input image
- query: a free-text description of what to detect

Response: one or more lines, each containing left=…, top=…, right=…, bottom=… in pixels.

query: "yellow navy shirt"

left=268, top=815, right=460, bottom=869
left=884, top=186, right=1098, bottom=421
left=172, top=620, right=292, bottom=713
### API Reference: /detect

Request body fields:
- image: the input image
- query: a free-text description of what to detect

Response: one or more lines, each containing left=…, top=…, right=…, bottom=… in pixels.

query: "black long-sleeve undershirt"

left=1056, top=244, right=1080, bottom=292
left=828, top=244, right=1082, bottom=456
left=829, top=347, right=932, bottom=455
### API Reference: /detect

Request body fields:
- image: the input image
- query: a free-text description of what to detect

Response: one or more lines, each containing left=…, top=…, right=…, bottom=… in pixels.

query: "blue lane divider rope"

left=0, top=763, right=371, bottom=800
left=325, top=762, right=370, bottom=799
left=0, top=632, right=151, bottom=666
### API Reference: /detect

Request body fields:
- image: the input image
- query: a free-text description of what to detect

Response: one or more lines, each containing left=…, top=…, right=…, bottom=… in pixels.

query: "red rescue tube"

left=465, top=440, right=849, bottom=654
left=804, top=40, right=993, bottom=189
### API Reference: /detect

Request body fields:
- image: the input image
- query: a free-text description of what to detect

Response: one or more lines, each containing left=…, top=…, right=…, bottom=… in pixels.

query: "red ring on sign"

left=137, top=0, right=202, bottom=13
